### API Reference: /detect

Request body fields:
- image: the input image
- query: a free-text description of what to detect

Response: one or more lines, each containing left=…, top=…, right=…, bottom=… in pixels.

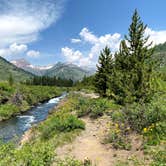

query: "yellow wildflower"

left=115, top=123, right=119, bottom=128
left=143, top=128, right=147, bottom=133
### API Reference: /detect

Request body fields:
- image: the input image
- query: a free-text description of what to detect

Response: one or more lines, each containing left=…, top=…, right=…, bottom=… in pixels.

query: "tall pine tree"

left=114, top=10, right=154, bottom=103
left=95, top=46, right=113, bottom=97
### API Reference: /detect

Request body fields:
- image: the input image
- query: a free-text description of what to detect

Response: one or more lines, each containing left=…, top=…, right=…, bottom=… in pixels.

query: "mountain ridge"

left=10, top=59, right=95, bottom=81
left=0, top=56, right=34, bottom=82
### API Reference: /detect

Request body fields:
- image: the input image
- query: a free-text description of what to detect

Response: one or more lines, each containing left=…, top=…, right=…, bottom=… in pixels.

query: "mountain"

left=11, top=59, right=94, bottom=81
left=45, top=62, right=93, bottom=81
left=11, top=59, right=53, bottom=76
left=0, top=57, right=33, bottom=82
left=154, top=42, right=166, bottom=67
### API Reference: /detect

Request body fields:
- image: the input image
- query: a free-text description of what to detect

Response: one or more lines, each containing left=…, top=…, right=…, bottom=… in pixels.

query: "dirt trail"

left=55, top=115, right=144, bottom=166
left=56, top=116, right=112, bottom=166
left=55, top=92, right=145, bottom=166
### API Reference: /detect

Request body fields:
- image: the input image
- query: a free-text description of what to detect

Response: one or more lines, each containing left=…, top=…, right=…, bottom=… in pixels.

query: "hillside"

left=0, top=56, right=33, bottom=82
left=45, top=62, right=92, bottom=81
left=154, top=42, right=166, bottom=67
left=11, top=59, right=93, bottom=81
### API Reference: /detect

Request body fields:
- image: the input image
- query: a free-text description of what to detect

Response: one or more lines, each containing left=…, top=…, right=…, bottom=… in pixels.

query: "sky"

left=0, top=0, right=166, bottom=67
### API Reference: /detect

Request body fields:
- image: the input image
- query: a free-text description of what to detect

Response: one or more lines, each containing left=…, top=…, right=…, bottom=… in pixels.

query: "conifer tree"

left=114, top=10, right=154, bottom=103
left=8, top=73, right=14, bottom=86
left=95, top=46, right=113, bottom=97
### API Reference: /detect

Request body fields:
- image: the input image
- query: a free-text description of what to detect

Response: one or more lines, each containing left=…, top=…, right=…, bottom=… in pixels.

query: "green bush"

left=151, top=150, right=166, bottom=166
left=0, top=104, right=19, bottom=120
left=110, top=109, right=125, bottom=123
left=75, top=98, right=91, bottom=117
left=55, top=157, right=84, bottom=166
left=40, top=113, right=85, bottom=139
left=0, top=141, right=54, bottom=166
left=75, top=97, right=109, bottom=119
left=104, top=122, right=131, bottom=150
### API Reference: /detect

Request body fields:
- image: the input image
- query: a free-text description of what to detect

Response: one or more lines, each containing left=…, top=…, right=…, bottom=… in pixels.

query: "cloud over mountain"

left=62, top=27, right=121, bottom=67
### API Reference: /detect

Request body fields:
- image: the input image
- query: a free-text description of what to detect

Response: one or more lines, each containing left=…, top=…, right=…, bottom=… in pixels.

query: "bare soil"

left=55, top=115, right=145, bottom=166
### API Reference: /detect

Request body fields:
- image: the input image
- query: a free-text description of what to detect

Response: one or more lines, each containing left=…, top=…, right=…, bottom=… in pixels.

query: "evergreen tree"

left=95, top=46, right=113, bottom=97
left=114, top=10, right=154, bottom=103
left=8, top=73, right=14, bottom=86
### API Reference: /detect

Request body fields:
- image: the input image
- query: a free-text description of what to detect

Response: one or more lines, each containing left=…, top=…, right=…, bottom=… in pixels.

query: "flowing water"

left=0, top=93, right=66, bottom=142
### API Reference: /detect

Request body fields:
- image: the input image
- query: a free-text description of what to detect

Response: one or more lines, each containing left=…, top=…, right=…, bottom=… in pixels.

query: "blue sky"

left=0, top=0, right=166, bottom=67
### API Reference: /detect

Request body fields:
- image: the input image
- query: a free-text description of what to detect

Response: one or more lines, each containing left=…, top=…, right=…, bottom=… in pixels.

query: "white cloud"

left=0, top=49, right=11, bottom=57
left=61, top=46, right=94, bottom=67
left=80, top=28, right=98, bottom=44
left=27, top=50, right=40, bottom=58
left=145, top=27, right=166, bottom=46
left=71, top=38, right=81, bottom=43
left=61, top=47, right=82, bottom=63
left=9, top=43, right=28, bottom=54
left=0, top=0, right=65, bottom=47
left=0, top=43, right=28, bottom=57
left=62, top=27, right=121, bottom=67
left=64, top=27, right=166, bottom=67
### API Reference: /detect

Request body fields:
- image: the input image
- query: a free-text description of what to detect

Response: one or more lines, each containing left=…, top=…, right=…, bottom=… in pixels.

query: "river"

left=0, top=93, right=66, bottom=142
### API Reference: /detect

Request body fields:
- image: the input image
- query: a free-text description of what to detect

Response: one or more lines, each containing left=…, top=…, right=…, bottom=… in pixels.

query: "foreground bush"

left=74, top=96, right=112, bottom=119
left=40, top=113, right=85, bottom=139
left=0, top=141, right=54, bottom=166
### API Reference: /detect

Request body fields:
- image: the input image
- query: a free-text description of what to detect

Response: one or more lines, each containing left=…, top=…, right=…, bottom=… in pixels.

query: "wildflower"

left=143, top=128, right=147, bottom=133
left=115, top=123, right=119, bottom=128
left=115, top=129, right=120, bottom=133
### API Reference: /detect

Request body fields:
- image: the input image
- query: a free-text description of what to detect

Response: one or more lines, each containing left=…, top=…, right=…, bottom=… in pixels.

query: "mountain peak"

left=11, top=58, right=30, bottom=68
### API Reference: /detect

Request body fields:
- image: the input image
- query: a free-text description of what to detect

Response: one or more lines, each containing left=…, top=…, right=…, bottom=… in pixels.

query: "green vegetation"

left=72, top=95, right=114, bottom=119
left=26, top=75, right=74, bottom=87
left=95, top=46, right=113, bottom=97
left=0, top=94, right=85, bottom=165
left=0, top=82, right=62, bottom=121
left=0, top=56, right=33, bottom=82
left=95, top=10, right=155, bottom=104
left=39, top=113, right=85, bottom=140
left=75, top=75, right=95, bottom=91
left=95, top=11, right=166, bottom=165
left=55, top=157, right=92, bottom=166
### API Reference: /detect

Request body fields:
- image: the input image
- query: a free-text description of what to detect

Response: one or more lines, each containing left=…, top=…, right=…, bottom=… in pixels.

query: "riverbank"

left=0, top=92, right=86, bottom=165
left=0, top=91, right=165, bottom=165
left=0, top=82, right=63, bottom=121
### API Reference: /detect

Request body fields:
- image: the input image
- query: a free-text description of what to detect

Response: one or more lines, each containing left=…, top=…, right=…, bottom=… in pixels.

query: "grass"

left=0, top=82, right=63, bottom=121
left=71, top=93, right=120, bottom=119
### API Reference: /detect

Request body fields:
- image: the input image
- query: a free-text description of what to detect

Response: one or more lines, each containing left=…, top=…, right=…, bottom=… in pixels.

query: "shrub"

left=104, top=122, right=131, bottom=150
left=143, top=122, right=166, bottom=145
left=110, top=109, right=125, bottom=123
left=40, top=113, right=85, bottom=139
left=151, top=150, right=166, bottom=166
left=0, top=141, right=54, bottom=166
left=0, top=104, right=19, bottom=120
left=75, top=97, right=109, bottom=119
left=55, top=157, right=84, bottom=166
